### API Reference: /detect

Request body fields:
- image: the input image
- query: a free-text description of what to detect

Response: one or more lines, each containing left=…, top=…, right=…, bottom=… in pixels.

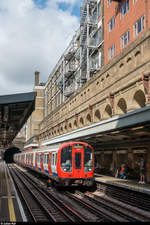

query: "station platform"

left=0, top=160, right=27, bottom=222
left=95, top=173, right=150, bottom=195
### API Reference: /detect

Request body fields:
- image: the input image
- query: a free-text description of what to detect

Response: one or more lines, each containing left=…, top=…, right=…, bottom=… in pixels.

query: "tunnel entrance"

left=3, top=147, right=21, bottom=163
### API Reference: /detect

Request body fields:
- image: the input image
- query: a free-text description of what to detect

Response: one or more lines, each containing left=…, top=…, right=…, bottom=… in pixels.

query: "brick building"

left=104, top=0, right=150, bottom=65
left=24, top=0, right=150, bottom=180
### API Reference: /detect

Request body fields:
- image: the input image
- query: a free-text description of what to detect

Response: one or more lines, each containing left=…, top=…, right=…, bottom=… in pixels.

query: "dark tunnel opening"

left=3, top=147, right=21, bottom=163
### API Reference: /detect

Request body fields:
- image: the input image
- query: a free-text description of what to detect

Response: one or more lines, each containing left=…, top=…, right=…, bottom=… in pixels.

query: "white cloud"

left=0, top=0, right=79, bottom=95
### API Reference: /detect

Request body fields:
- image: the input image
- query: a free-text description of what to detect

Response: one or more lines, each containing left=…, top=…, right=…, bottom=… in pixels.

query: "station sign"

left=117, top=150, right=127, bottom=154
left=133, top=149, right=147, bottom=154
left=104, top=151, right=113, bottom=154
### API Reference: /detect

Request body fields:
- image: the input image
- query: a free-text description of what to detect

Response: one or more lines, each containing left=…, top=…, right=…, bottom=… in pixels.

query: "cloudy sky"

left=0, top=0, right=81, bottom=95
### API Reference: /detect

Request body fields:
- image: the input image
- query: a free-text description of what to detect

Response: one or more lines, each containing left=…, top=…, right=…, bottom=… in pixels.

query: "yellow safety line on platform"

left=4, top=167, right=16, bottom=222
left=0, top=165, right=1, bottom=193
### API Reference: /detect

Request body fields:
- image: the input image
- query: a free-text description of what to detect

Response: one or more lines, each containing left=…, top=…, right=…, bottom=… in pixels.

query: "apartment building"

left=43, top=0, right=104, bottom=119
left=25, top=0, right=150, bottom=147
left=105, top=0, right=150, bottom=65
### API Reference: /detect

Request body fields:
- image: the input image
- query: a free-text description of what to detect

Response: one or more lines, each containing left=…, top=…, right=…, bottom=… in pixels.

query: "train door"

left=33, top=152, right=36, bottom=169
left=72, top=144, right=84, bottom=178
left=40, top=152, right=44, bottom=172
left=48, top=152, right=52, bottom=175
left=37, top=153, right=41, bottom=171
left=35, top=153, right=38, bottom=170
left=24, top=153, right=27, bottom=166
left=51, top=152, right=57, bottom=176
left=43, top=153, right=49, bottom=174
left=31, top=153, right=33, bottom=168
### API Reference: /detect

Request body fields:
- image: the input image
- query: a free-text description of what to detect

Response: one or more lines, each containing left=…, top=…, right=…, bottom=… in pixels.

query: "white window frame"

left=134, top=15, right=145, bottom=37
left=121, top=30, right=130, bottom=49
left=133, top=0, right=138, bottom=4
left=120, top=0, right=129, bottom=18
left=108, top=44, right=115, bottom=60
left=108, top=0, right=112, bottom=7
left=109, top=16, right=115, bottom=32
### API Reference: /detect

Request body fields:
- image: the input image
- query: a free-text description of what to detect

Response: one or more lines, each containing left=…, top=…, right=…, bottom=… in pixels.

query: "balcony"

left=64, top=63, right=76, bottom=78
left=90, top=55, right=101, bottom=73
left=64, top=47, right=77, bottom=61
left=64, top=82, right=76, bottom=97
left=75, top=48, right=80, bottom=60
left=88, top=16, right=97, bottom=26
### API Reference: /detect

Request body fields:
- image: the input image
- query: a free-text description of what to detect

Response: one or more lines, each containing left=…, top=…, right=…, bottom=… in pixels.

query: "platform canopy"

left=0, top=92, right=36, bottom=149
left=42, top=105, right=150, bottom=150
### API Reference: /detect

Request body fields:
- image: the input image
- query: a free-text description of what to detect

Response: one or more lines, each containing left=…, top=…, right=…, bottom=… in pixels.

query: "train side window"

left=47, top=154, right=49, bottom=164
left=44, top=154, right=48, bottom=164
left=52, top=153, right=55, bottom=165
left=44, top=154, right=46, bottom=164
left=43, top=154, right=45, bottom=164
left=55, top=153, right=57, bottom=166
left=84, top=146, right=93, bottom=172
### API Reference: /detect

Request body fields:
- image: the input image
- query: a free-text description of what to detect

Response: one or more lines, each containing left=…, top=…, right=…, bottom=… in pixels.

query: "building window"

left=133, top=0, right=138, bottom=4
left=134, top=15, right=145, bottom=37
left=108, top=44, right=115, bottom=60
left=121, top=30, right=130, bottom=49
left=108, top=0, right=112, bottom=7
left=109, top=16, right=115, bottom=32
left=120, top=0, right=129, bottom=18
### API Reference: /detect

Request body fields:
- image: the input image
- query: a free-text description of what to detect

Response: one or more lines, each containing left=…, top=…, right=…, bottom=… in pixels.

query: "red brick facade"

left=104, top=0, right=150, bottom=65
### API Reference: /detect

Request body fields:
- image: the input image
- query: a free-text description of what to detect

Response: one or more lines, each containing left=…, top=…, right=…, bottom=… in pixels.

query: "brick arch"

left=86, top=113, right=92, bottom=125
left=64, top=124, right=68, bottom=131
left=94, top=109, right=101, bottom=122
left=104, top=104, right=112, bottom=118
left=60, top=126, right=63, bottom=133
left=79, top=117, right=84, bottom=127
left=116, top=98, right=127, bottom=114
left=68, top=122, right=72, bottom=130
left=73, top=120, right=78, bottom=128
left=133, top=89, right=146, bottom=108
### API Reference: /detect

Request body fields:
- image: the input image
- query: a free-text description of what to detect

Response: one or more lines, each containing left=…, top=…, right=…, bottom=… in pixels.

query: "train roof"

left=15, top=141, right=91, bottom=155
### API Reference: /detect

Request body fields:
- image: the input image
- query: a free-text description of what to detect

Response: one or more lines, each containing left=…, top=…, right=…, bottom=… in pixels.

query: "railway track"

left=68, top=190, right=150, bottom=222
left=96, top=182, right=150, bottom=212
left=8, top=165, right=87, bottom=222
left=8, top=164, right=150, bottom=222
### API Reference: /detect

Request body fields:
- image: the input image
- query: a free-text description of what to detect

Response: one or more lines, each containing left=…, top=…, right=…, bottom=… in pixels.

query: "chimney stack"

left=35, top=71, right=39, bottom=86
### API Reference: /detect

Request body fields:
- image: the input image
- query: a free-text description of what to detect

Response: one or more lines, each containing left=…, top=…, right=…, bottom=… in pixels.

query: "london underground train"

left=14, top=142, right=95, bottom=187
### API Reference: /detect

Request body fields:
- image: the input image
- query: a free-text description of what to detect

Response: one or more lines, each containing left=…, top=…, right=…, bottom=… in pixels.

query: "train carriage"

left=14, top=141, right=94, bottom=187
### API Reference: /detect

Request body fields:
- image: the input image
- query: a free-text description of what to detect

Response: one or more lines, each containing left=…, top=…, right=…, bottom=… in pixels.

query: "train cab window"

left=84, top=146, right=93, bottom=172
left=61, top=146, right=72, bottom=172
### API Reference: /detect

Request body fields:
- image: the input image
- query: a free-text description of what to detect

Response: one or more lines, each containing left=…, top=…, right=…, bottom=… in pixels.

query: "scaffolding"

left=80, top=0, right=98, bottom=83
left=45, top=0, right=105, bottom=116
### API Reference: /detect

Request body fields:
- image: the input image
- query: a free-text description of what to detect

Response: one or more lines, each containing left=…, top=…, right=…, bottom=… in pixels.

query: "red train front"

left=57, top=142, right=94, bottom=186
left=14, top=141, right=95, bottom=187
